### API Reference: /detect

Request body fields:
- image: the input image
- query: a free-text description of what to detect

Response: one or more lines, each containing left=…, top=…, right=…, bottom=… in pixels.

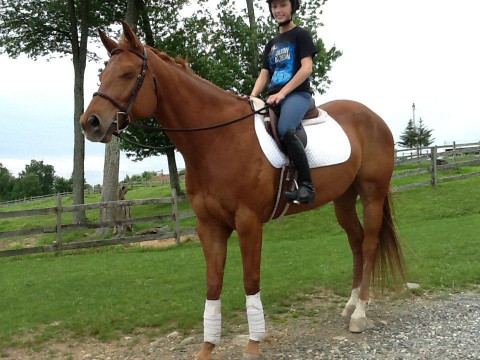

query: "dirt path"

left=3, top=289, right=479, bottom=360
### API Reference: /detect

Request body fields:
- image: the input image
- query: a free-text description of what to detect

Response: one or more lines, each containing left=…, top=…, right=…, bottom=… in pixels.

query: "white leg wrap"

left=203, top=299, right=221, bottom=345
left=246, top=292, right=265, bottom=342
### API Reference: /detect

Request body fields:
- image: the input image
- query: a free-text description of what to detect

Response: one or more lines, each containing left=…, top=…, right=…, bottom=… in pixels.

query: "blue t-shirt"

left=262, top=26, right=318, bottom=95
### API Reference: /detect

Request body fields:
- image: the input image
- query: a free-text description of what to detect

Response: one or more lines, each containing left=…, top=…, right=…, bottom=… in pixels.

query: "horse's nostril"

left=88, top=115, right=101, bottom=129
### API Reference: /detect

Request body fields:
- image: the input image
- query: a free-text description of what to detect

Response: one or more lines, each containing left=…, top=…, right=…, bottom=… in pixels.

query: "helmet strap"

left=278, top=18, right=291, bottom=27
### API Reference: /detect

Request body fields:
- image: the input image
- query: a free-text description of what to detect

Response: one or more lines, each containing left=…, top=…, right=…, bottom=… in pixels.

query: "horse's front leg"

left=195, top=218, right=232, bottom=360
left=237, top=210, right=265, bottom=359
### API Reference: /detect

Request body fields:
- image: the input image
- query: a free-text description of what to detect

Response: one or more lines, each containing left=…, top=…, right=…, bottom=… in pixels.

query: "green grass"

left=0, top=177, right=479, bottom=350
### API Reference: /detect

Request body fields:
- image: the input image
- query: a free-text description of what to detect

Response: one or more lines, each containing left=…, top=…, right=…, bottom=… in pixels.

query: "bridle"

left=93, top=47, right=158, bottom=135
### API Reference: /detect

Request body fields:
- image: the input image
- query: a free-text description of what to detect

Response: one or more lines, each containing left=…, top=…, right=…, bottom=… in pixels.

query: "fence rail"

left=0, top=188, right=196, bottom=258
left=395, top=141, right=480, bottom=164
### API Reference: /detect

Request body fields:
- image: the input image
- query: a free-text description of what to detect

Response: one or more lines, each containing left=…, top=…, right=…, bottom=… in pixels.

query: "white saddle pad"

left=252, top=100, right=351, bottom=169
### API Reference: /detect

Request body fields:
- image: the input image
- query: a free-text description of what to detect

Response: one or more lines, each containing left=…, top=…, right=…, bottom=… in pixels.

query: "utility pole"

left=412, top=102, right=416, bottom=129
left=412, top=102, right=419, bottom=158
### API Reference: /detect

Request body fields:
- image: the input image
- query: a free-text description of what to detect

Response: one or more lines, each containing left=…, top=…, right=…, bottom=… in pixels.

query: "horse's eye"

left=121, top=72, right=135, bottom=79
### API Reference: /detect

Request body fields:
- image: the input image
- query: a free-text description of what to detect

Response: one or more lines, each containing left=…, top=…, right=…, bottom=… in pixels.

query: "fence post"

left=431, top=146, right=438, bottom=187
left=54, top=194, right=63, bottom=247
left=452, top=141, right=456, bottom=163
left=171, top=187, right=181, bottom=246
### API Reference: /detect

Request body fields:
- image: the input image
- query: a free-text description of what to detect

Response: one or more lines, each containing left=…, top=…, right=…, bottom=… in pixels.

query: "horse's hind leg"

left=333, top=186, right=364, bottom=318
left=195, top=218, right=232, bottom=360
left=349, top=181, right=388, bottom=333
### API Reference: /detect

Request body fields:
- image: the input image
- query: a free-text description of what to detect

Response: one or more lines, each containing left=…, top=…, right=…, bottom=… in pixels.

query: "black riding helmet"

left=266, top=0, right=300, bottom=19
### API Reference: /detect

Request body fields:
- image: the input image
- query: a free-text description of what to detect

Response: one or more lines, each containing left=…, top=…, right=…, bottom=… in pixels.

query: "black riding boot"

left=282, top=129, right=315, bottom=205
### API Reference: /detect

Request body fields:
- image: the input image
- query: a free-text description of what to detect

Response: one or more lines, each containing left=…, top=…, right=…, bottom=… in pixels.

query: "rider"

left=250, top=0, right=318, bottom=205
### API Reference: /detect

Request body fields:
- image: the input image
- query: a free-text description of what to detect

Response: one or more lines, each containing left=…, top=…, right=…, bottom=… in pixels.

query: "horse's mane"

left=144, top=45, right=244, bottom=101
left=146, top=45, right=192, bottom=73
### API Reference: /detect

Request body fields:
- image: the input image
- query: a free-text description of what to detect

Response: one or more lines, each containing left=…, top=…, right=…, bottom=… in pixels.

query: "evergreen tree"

left=398, top=117, right=434, bottom=148
left=398, top=119, right=417, bottom=148
left=417, top=117, right=434, bottom=147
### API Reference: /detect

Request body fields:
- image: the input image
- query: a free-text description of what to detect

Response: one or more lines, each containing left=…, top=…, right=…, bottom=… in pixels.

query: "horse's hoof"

left=243, top=353, right=264, bottom=360
left=341, top=304, right=356, bottom=318
left=349, top=316, right=368, bottom=333
left=195, top=352, right=213, bottom=360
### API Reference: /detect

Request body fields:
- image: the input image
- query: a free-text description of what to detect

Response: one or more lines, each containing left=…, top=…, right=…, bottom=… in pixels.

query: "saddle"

left=264, top=98, right=319, bottom=153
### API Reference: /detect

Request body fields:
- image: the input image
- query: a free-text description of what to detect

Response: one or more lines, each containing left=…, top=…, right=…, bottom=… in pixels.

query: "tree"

left=0, top=163, right=14, bottom=201
left=54, top=176, right=74, bottom=193
left=245, top=0, right=258, bottom=76
left=20, top=160, right=55, bottom=195
left=0, top=0, right=125, bottom=223
left=11, top=173, right=42, bottom=199
left=398, top=119, right=418, bottom=148
left=398, top=118, right=434, bottom=148
left=417, top=117, right=434, bottom=147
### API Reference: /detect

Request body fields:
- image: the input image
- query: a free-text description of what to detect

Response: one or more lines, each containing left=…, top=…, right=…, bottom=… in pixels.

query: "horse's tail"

left=375, top=192, right=406, bottom=289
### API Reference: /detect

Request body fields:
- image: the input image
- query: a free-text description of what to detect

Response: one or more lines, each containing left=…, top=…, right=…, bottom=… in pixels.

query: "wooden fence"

left=392, top=142, right=480, bottom=192
left=395, top=141, right=480, bottom=164
left=0, top=188, right=196, bottom=258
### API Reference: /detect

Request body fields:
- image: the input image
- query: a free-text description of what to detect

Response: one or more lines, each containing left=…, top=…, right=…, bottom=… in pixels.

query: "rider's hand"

left=266, top=92, right=285, bottom=105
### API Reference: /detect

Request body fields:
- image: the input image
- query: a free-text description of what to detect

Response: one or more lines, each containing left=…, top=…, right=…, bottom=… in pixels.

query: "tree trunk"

left=140, top=3, right=154, bottom=47
left=246, top=0, right=258, bottom=75
left=69, top=0, right=89, bottom=224
left=96, top=138, right=121, bottom=235
left=126, top=0, right=141, bottom=32
left=166, top=148, right=182, bottom=195
left=72, top=66, right=86, bottom=224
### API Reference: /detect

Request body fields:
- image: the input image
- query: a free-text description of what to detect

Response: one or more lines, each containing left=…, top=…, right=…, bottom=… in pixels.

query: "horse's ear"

left=119, top=19, right=143, bottom=51
left=98, top=28, right=119, bottom=55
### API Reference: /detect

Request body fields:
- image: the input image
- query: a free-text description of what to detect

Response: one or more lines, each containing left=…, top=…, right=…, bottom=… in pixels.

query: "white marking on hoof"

left=342, top=288, right=360, bottom=317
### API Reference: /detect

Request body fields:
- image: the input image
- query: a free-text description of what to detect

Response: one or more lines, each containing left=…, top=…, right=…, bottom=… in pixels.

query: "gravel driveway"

left=5, top=290, right=480, bottom=359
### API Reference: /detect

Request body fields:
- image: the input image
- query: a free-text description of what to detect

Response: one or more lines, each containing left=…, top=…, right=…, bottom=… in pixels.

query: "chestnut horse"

left=81, top=21, right=405, bottom=359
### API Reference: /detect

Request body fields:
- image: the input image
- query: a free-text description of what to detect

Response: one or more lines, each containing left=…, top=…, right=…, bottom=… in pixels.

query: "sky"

left=1, top=0, right=479, bottom=185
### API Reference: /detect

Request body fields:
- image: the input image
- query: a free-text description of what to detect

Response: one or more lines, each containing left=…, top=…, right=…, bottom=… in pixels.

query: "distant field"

left=0, top=176, right=479, bottom=350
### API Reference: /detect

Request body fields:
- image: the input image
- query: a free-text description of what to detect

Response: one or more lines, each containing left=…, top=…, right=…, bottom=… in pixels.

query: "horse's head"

left=80, top=20, right=158, bottom=143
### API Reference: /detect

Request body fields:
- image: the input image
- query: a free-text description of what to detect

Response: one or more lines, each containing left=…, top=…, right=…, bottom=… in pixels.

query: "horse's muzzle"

left=81, top=113, right=115, bottom=143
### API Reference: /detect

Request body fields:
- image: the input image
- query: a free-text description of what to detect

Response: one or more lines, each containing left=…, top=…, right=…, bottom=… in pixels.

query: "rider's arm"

left=250, top=69, right=270, bottom=97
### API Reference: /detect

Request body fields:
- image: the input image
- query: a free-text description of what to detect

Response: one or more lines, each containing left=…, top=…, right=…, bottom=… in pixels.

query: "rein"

left=116, top=105, right=270, bottom=150
left=128, top=105, right=269, bottom=133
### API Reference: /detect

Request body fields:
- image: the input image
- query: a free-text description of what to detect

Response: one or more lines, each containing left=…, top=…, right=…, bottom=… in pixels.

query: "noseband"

left=92, top=47, right=158, bottom=134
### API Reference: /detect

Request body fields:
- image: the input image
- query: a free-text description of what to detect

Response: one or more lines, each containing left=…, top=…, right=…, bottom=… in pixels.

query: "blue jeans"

left=277, top=91, right=312, bottom=140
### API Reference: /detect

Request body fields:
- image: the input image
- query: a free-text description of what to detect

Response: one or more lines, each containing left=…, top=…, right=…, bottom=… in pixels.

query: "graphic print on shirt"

left=268, top=42, right=296, bottom=91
